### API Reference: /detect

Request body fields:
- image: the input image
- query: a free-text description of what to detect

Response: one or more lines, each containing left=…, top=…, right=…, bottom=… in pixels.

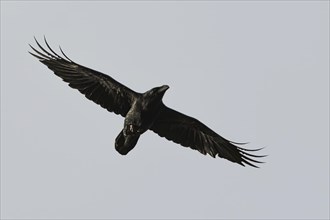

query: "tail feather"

left=115, top=130, right=140, bottom=155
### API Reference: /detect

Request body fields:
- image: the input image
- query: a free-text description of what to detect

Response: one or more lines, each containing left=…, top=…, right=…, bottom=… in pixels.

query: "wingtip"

left=59, top=45, right=74, bottom=62
left=241, top=160, right=261, bottom=168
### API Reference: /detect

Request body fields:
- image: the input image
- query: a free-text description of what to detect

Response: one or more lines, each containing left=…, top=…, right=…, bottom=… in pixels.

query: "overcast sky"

left=1, top=1, right=329, bottom=219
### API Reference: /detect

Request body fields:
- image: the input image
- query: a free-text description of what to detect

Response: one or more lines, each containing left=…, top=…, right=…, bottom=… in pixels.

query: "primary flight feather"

left=29, top=37, right=265, bottom=168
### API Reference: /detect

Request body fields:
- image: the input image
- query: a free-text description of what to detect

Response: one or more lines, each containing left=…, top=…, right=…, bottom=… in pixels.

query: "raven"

left=29, top=37, right=265, bottom=168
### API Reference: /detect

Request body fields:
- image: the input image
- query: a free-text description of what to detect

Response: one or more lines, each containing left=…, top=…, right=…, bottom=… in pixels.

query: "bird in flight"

left=29, top=37, right=265, bottom=168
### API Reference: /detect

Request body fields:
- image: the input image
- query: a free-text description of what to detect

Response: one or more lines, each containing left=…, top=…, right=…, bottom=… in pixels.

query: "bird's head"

left=143, top=85, right=169, bottom=103
left=147, top=85, right=169, bottom=97
left=156, top=85, right=170, bottom=95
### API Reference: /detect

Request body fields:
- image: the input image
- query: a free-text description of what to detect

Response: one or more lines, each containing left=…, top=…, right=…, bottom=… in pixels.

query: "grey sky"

left=1, top=1, right=329, bottom=219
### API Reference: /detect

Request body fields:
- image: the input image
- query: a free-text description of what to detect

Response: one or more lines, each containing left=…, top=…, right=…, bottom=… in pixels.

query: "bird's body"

left=116, top=85, right=169, bottom=155
left=29, top=37, right=265, bottom=168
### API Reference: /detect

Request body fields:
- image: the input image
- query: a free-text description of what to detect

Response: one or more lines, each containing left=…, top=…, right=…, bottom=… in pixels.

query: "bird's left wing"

left=150, top=105, right=265, bottom=167
left=29, top=37, right=138, bottom=117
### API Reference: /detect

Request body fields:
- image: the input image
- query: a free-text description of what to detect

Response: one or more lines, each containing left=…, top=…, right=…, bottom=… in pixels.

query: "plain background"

left=1, top=1, right=329, bottom=219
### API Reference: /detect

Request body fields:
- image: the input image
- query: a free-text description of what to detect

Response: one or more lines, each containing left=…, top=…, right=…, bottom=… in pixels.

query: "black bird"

left=29, top=37, right=265, bottom=168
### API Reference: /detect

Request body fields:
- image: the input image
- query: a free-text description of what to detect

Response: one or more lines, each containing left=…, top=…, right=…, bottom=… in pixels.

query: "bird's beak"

left=159, top=85, right=169, bottom=93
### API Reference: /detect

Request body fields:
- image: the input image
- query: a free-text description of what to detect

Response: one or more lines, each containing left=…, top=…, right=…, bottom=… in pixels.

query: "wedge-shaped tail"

left=115, top=130, right=140, bottom=155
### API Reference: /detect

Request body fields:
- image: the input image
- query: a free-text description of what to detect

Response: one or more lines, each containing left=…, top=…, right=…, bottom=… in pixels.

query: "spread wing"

left=29, top=37, right=138, bottom=117
left=150, top=105, right=265, bottom=167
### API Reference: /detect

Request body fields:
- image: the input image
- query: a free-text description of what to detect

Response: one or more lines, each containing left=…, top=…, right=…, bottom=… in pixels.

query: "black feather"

left=30, top=37, right=266, bottom=168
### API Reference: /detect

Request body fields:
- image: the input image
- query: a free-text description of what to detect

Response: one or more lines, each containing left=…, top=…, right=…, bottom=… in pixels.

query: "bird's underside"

left=29, top=37, right=265, bottom=168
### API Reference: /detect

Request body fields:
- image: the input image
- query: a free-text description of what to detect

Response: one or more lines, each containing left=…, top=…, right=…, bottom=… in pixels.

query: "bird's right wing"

left=150, top=105, right=265, bottom=167
left=29, top=37, right=138, bottom=117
